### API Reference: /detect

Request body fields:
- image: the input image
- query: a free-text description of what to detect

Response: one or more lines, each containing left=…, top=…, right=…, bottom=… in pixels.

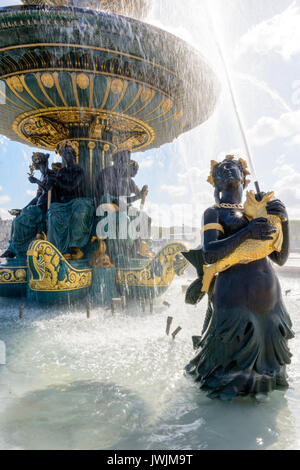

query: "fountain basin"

left=0, top=4, right=218, bottom=305
left=0, top=5, right=219, bottom=158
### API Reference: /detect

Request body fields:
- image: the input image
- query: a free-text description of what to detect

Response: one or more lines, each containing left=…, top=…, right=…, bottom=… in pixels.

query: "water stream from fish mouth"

left=0, top=272, right=299, bottom=450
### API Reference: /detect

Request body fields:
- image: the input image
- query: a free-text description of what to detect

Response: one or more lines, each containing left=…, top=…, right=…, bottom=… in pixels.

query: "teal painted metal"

left=89, top=266, right=119, bottom=305
left=0, top=258, right=27, bottom=297
left=0, top=4, right=218, bottom=306
left=0, top=5, right=219, bottom=154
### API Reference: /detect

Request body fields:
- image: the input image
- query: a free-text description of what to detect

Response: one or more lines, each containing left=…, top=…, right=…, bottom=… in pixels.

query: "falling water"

left=0, top=0, right=300, bottom=451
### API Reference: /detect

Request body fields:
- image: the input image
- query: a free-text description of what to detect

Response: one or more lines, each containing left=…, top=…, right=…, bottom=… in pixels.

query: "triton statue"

left=184, top=156, right=294, bottom=400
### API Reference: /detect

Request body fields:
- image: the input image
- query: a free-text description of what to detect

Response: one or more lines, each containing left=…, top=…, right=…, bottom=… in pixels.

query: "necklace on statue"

left=218, top=203, right=244, bottom=210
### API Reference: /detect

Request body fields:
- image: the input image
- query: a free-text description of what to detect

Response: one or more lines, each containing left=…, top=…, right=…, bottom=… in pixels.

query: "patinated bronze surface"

left=46, top=144, right=94, bottom=259
left=184, top=156, right=294, bottom=400
left=1, top=152, right=55, bottom=259
left=96, top=150, right=148, bottom=207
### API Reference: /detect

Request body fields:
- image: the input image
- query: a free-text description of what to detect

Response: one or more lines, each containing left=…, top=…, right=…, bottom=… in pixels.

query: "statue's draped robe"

left=95, top=165, right=149, bottom=263
left=8, top=170, right=55, bottom=258
left=96, top=194, right=135, bottom=264
left=47, top=165, right=94, bottom=254
left=185, top=211, right=294, bottom=399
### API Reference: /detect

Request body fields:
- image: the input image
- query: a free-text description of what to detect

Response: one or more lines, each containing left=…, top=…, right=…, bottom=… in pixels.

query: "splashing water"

left=0, top=273, right=300, bottom=450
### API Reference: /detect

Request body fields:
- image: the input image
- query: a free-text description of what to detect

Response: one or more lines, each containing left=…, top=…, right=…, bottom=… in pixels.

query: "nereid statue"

left=184, top=155, right=294, bottom=400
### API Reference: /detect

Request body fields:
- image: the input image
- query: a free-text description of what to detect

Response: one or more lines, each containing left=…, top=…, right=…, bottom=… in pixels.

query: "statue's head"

left=129, top=160, right=139, bottom=178
left=207, top=155, right=251, bottom=202
left=32, top=152, right=50, bottom=170
left=52, top=162, right=63, bottom=173
left=57, top=141, right=78, bottom=165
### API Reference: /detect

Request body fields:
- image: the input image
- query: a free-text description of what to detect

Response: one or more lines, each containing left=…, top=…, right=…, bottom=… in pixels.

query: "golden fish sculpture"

left=202, top=191, right=283, bottom=293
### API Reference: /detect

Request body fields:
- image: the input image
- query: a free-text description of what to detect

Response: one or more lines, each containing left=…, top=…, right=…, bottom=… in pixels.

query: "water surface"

left=0, top=274, right=299, bottom=450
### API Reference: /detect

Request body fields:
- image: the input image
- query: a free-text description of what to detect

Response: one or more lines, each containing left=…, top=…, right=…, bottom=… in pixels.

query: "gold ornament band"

left=218, top=203, right=244, bottom=210
left=201, top=223, right=225, bottom=235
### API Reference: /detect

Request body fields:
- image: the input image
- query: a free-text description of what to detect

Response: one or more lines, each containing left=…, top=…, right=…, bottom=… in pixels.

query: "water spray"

left=204, top=0, right=261, bottom=196
left=111, top=298, right=122, bottom=314
left=121, top=295, right=127, bottom=310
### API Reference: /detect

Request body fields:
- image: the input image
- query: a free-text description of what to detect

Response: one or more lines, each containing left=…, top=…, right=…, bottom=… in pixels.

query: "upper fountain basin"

left=0, top=5, right=220, bottom=153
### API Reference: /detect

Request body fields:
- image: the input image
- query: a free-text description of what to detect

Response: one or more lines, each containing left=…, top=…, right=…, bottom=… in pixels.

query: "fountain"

left=0, top=0, right=219, bottom=305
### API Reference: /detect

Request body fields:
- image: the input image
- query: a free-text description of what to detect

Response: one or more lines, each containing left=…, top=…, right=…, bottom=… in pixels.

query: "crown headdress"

left=56, top=140, right=79, bottom=160
left=207, top=155, right=251, bottom=188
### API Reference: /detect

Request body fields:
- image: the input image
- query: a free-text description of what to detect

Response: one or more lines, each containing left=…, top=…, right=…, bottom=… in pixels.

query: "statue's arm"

left=267, top=199, right=290, bottom=266
left=269, top=221, right=290, bottom=266
left=202, top=208, right=276, bottom=264
left=127, top=194, right=141, bottom=203
left=28, top=175, right=47, bottom=191
left=127, top=180, right=145, bottom=203
left=202, top=208, right=250, bottom=264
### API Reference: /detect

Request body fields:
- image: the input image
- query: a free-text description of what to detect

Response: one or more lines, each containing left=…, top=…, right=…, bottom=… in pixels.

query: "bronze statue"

left=95, top=150, right=151, bottom=261
left=46, top=143, right=94, bottom=260
left=1, top=152, right=55, bottom=259
left=184, top=155, right=294, bottom=400
left=96, top=150, right=148, bottom=208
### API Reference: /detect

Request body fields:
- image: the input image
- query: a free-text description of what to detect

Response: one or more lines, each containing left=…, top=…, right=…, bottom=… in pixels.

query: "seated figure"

left=95, top=151, right=151, bottom=260
left=96, top=150, right=148, bottom=207
left=1, top=152, right=55, bottom=259
left=47, top=143, right=94, bottom=260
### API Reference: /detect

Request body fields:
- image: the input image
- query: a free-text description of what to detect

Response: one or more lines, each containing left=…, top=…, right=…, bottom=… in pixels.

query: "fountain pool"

left=0, top=273, right=299, bottom=450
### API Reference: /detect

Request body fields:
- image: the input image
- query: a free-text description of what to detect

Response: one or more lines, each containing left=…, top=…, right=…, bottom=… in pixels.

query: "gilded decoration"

left=116, top=243, right=188, bottom=287
left=202, top=191, right=283, bottom=293
left=22, top=116, right=69, bottom=147
left=111, top=79, right=123, bottom=94
left=0, top=38, right=211, bottom=151
left=41, top=73, right=55, bottom=89
left=0, top=267, right=27, bottom=284
left=76, top=73, right=90, bottom=90
left=90, top=117, right=104, bottom=139
left=7, top=76, right=24, bottom=93
left=13, top=107, right=155, bottom=151
left=27, top=240, right=92, bottom=292
left=140, top=88, right=154, bottom=103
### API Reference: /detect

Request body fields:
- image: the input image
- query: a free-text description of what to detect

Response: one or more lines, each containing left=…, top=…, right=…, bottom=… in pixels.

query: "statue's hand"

left=28, top=176, right=40, bottom=185
left=247, top=217, right=277, bottom=241
left=267, top=199, right=288, bottom=223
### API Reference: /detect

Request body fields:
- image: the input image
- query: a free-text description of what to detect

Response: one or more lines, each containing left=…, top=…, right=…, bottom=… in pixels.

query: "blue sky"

left=0, top=0, right=300, bottom=227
